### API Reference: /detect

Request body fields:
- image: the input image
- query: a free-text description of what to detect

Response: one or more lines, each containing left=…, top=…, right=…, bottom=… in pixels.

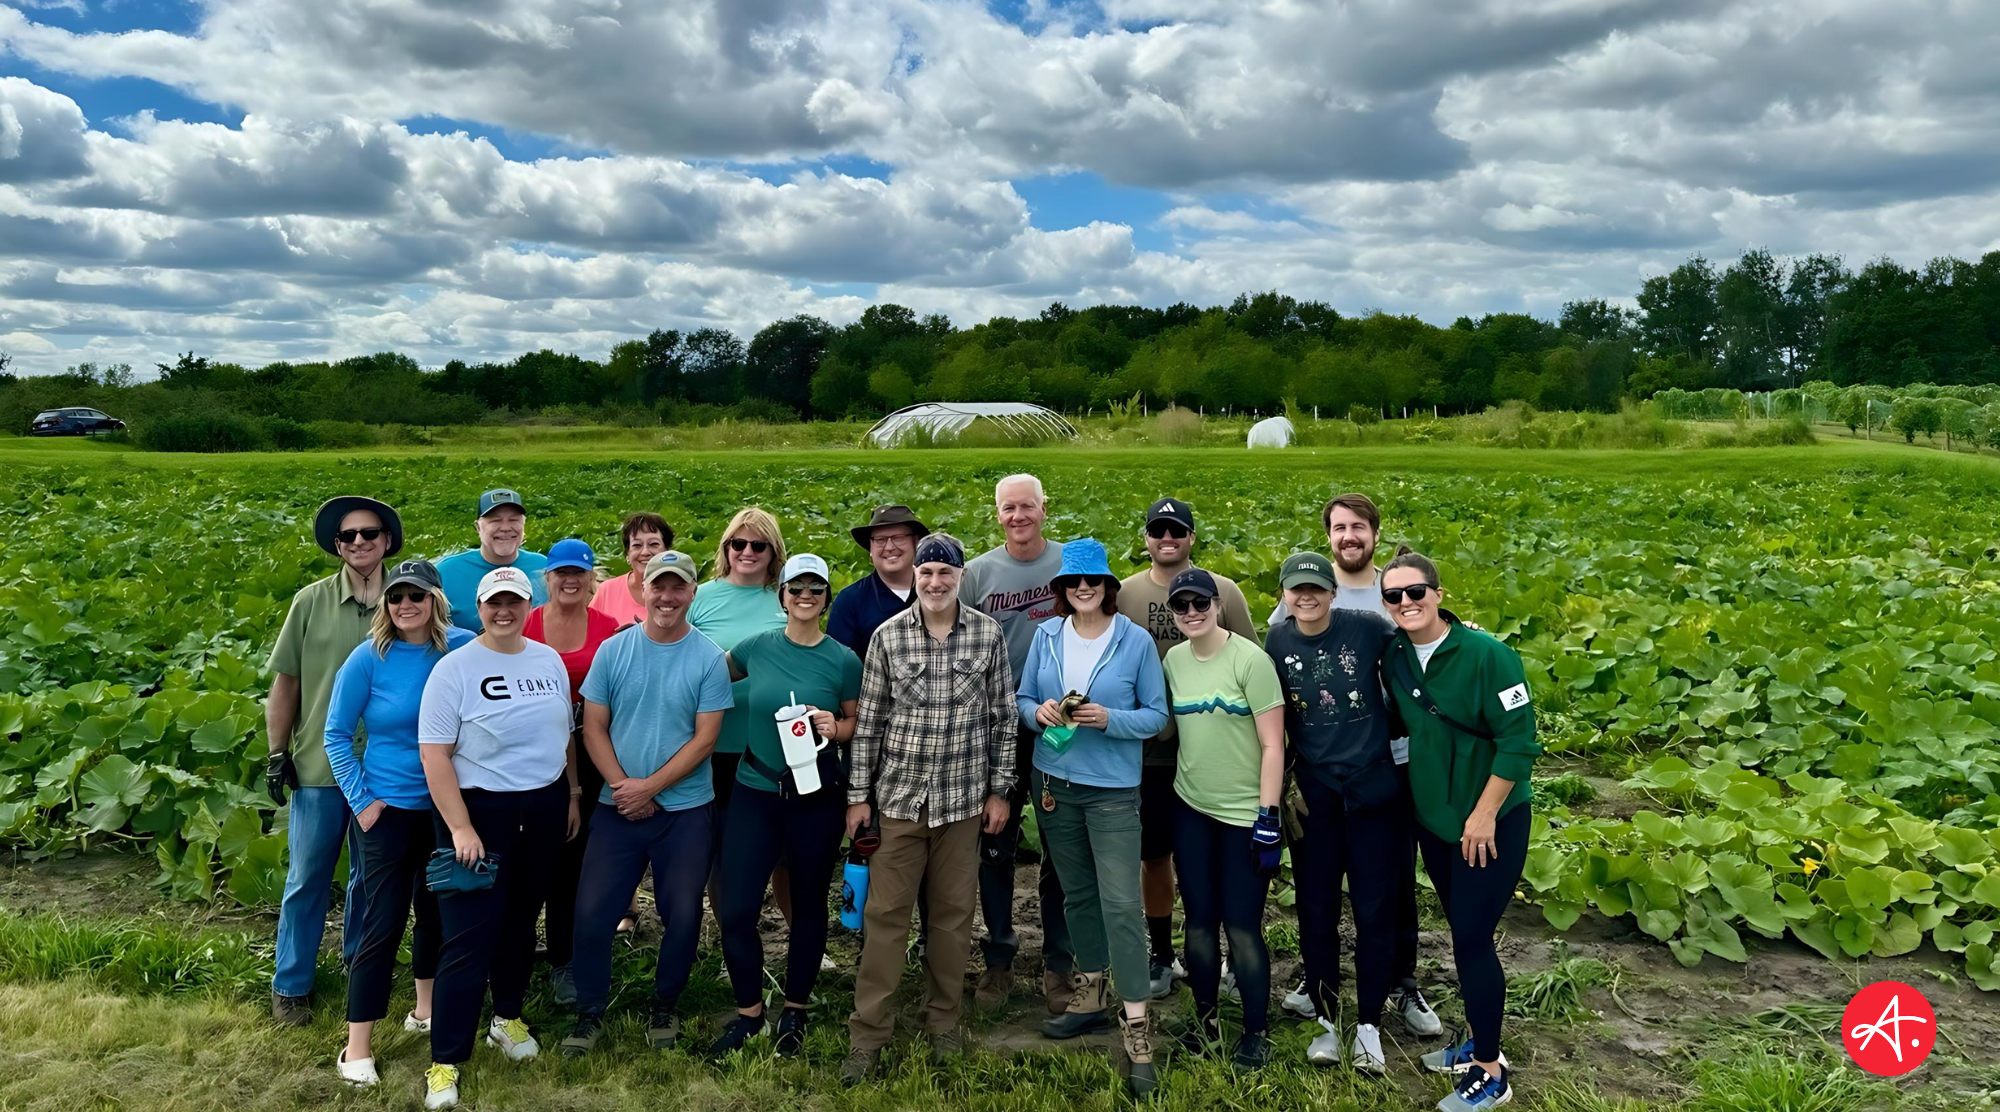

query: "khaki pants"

left=848, top=811, right=980, bottom=1050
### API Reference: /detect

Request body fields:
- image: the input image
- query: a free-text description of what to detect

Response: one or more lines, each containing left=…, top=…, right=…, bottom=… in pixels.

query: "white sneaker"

left=423, top=1063, right=459, bottom=1110
left=1394, top=986, right=1444, bottom=1037
left=404, top=1011, right=432, bottom=1033
left=1306, top=1017, right=1343, bottom=1065
left=337, top=1050, right=379, bottom=1087
left=821, top=954, right=838, bottom=972
left=1281, top=976, right=1317, bottom=1019
left=1352, top=1023, right=1387, bottom=1075
left=486, top=1015, right=539, bottom=1061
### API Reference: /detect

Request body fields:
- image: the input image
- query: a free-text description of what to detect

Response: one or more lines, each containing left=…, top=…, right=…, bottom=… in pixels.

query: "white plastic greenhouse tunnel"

left=1247, top=415, right=1294, bottom=448
left=864, top=402, right=1080, bottom=447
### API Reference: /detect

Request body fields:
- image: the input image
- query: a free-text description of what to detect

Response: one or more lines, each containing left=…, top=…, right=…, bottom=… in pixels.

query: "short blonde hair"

left=711, top=507, right=787, bottom=587
left=371, top=587, right=452, bottom=656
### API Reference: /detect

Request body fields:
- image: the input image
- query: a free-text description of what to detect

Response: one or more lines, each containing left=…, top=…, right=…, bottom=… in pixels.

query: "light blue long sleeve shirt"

left=1017, top=614, right=1168, bottom=788
left=325, top=628, right=474, bottom=811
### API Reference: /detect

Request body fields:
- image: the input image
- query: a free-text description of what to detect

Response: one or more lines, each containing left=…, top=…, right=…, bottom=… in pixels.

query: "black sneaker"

left=708, top=1012, right=766, bottom=1058
left=648, top=999, right=681, bottom=1050
left=1232, top=1030, right=1272, bottom=1071
left=1175, top=1014, right=1223, bottom=1057
left=561, top=1011, right=604, bottom=1058
left=773, top=1008, right=808, bottom=1058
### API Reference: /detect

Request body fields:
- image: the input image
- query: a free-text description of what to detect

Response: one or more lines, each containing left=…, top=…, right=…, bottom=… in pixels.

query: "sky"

left=2, top=0, right=1999, bottom=376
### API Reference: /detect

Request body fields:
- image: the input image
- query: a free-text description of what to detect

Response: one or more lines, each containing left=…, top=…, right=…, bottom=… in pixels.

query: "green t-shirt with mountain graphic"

left=1163, top=631, right=1285, bottom=826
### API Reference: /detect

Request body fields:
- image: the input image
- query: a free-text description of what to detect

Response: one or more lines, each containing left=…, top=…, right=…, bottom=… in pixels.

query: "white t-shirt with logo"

left=419, top=639, right=572, bottom=792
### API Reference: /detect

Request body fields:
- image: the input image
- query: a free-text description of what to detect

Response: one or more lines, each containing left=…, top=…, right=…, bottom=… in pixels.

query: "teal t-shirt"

left=435, top=548, right=548, bottom=632
left=687, top=580, right=786, bottom=755
left=730, top=629, right=863, bottom=793
left=578, top=625, right=734, bottom=811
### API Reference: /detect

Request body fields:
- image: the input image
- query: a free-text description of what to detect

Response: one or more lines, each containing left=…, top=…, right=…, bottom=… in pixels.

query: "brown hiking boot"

left=1040, top=971, right=1109, bottom=1039
left=1042, top=967, right=1074, bottom=1016
left=271, top=991, right=311, bottom=1027
left=926, top=1025, right=966, bottom=1063
left=1119, top=1010, right=1158, bottom=1098
left=839, top=1046, right=880, bottom=1087
left=975, top=966, right=1014, bottom=1012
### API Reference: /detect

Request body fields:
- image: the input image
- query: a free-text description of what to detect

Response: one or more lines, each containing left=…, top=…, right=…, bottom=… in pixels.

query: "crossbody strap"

left=1388, top=647, right=1495, bottom=742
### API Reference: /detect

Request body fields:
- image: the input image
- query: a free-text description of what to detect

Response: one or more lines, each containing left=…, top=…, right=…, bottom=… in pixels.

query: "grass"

left=1505, top=945, right=1616, bottom=1023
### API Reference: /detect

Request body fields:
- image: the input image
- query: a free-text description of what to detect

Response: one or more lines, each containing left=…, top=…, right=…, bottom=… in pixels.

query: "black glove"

left=267, top=751, right=300, bottom=805
left=1252, top=807, right=1283, bottom=877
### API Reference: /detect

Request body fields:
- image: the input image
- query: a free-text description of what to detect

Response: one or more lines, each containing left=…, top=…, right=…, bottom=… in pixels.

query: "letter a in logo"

left=1841, top=980, right=1934, bottom=1076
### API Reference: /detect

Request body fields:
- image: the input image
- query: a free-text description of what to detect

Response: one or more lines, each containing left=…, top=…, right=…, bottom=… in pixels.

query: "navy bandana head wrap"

left=914, top=535, right=964, bottom=569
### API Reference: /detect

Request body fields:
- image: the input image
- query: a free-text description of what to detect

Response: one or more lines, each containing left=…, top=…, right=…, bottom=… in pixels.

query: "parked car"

left=30, top=408, right=127, bottom=436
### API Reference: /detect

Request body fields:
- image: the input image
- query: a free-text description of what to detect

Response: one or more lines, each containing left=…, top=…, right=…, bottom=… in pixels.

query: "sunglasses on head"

left=1146, top=522, right=1190, bottom=540
left=728, top=538, right=771, bottom=555
left=1168, top=594, right=1213, bottom=614
left=1381, top=584, right=1436, bottom=604
left=336, top=527, right=385, bottom=544
left=785, top=582, right=829, bottom=597
left=385, top=588, right=431, bottom=606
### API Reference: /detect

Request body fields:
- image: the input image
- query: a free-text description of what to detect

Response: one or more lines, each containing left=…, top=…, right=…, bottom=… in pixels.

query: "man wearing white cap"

left=561, top=550, right=733, bottom=1058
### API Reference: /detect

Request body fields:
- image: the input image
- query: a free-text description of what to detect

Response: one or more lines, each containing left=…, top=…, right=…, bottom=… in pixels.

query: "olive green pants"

left=1035, top=769, right=1149, bottom=1005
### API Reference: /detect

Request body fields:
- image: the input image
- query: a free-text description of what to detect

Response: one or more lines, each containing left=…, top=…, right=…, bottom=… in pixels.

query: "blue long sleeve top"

left=325, top=628, right=474, bottom=811
left=1016, top=613, right=1169, bottom=788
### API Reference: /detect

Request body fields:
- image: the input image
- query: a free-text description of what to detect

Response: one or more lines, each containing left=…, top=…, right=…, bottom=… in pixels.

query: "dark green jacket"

left=1385, top=621, right=1539, bottom=841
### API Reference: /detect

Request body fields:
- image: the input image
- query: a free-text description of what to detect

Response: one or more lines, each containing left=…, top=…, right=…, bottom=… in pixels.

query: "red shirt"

left=525, top=605, right=622, bottom=702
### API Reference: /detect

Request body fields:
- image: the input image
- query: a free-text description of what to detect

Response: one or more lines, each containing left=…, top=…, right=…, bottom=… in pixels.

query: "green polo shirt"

left=268, top=570, right=376, bottom=787
left=1385, top=623, right=1540, bottom=842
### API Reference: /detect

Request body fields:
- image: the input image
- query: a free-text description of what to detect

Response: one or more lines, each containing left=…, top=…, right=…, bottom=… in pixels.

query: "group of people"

left=264, top=477, right=1538, bottom=1112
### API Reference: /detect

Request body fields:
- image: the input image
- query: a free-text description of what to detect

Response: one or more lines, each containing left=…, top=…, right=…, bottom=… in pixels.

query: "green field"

left=3, top=439, right=1994, bottom=1109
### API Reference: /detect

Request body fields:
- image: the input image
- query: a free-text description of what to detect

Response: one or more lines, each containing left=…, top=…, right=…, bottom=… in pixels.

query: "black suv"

left=30, top=407, right=127, bottom=436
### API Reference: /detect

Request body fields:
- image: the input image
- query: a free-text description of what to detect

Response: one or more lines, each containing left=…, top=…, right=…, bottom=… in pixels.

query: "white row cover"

left=865, top=402, right=1080, bottom=447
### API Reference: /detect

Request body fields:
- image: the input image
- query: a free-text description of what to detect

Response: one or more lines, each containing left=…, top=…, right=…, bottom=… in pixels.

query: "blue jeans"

left=272, top=786, right=365, bottom=997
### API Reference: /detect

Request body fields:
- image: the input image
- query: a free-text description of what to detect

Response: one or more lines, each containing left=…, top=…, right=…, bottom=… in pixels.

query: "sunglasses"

left=385, top=589, right=431, bottom=606
left=727, top=538, right=772, bottom=555
left=1167, top=595, right=1214, bottom=614
left=1146, top=522, right=1190, bottom=540
left=335, top=527, right=385, bottom=544
left=1381, top=584, right=1437, bottom=604
left=1066, top=575, right=1113, bottom=590
left=785, top=582, right=829, bottom=597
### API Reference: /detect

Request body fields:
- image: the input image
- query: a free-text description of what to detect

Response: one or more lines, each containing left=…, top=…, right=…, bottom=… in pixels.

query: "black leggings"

left=1416, top=805, right=1530, bottom=1063
left=540, top=740, right=604, bottom=968
left=1290, top=772, right=1408, bottom=1024
left=346, top=804, right=441, bottom=1023
left=715, top=783, right=845, bottom=1008
left=1171, top=796, right=1272, bottom=1033
left=428, top=781, right=566, bottom=1065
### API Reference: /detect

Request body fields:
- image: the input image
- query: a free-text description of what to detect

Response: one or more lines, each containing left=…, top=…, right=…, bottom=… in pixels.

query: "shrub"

left=1149, top=406, right=1205, bottom=446
left=135, top=410, right=268, bottom=453
left=262, top=417, right=314, bottom=451
left=303, top=420, right=381, bottom=449
left=1346, top=403, right=1382, bottom=426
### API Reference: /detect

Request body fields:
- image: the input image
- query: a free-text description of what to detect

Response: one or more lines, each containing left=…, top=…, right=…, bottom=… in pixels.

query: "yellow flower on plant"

left=1801, top=858, right=1821, bottom=876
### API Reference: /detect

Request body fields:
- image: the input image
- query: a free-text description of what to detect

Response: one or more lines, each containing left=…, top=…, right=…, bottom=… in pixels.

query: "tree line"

left=3, top=249, right=1997, bottom=435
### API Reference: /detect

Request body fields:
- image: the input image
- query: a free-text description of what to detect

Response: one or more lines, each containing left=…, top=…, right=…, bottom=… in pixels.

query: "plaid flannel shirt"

left=847, top=601, right=1017, bottom=827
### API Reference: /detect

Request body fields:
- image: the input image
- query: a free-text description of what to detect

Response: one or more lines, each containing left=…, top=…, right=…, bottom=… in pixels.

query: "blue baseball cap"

left=478, top=488, right=524, bottom=517
left=546, top=538, right=595, bottom=572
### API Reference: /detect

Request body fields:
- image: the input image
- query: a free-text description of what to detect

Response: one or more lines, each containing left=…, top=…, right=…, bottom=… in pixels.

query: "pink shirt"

left=589, top=575, right=648, bottom=628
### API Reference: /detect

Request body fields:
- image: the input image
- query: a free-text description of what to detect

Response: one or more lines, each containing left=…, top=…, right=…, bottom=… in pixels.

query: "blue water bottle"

left=840, top=856, right=870, bottom=931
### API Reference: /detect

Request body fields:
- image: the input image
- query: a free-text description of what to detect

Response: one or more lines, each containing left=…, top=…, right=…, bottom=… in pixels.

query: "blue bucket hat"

left=1051, top=537, right=1113, bottom=586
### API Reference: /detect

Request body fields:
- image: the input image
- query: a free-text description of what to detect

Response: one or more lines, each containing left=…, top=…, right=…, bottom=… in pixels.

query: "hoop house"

left=865, top=402, right=1080, bottom=447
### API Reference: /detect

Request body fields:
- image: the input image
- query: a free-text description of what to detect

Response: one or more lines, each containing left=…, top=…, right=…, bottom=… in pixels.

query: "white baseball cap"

left=780, top=553, right=831, bottom=585
left=476, top=565, right=534, bottom=602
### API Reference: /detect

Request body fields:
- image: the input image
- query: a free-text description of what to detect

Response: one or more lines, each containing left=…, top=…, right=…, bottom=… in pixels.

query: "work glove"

left=1252, top=807, right=1283, bottom=877
left=266, top=751, right=300, bottom=805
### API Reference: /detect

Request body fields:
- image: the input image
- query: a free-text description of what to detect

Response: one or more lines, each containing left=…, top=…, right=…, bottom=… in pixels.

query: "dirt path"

left=3, top=848, right=1980, bottom=1107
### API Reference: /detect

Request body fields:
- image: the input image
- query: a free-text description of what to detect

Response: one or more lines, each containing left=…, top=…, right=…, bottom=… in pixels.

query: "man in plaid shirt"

left=841, top=532, right=1016, bottom=1085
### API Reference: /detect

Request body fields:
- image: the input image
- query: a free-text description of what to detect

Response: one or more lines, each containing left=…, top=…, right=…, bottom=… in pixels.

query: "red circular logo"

left=791, top=721, right=807, bottom=736
left=1841, top=980, right=1934, bottom=1076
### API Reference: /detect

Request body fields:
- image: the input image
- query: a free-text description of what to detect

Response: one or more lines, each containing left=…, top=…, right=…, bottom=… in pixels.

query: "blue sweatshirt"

left=1016, top=613, right=1169, bottom=788
left=325, top=627, right=475, bottom=811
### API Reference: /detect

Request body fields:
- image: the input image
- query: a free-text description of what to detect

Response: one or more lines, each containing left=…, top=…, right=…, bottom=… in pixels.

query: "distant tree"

left=1638, top=255, right=1720, bottom=364
left=1781, top=253, right=1847, bottom=380
left=1716, top=248, right=1784, bottom=389
left=681, top=328, right=746, bottom=406
left=746, top=315, right=833, bottom=416
left=1558, top=298, right=1634, bottom=345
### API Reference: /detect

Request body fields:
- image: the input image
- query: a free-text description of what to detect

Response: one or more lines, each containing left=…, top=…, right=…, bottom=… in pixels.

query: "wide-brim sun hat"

left=1050, top=537, right=1113, bottom=588
left=850, top=504, right=929, bottom=548
left=314, top=496, right=404, bottom=558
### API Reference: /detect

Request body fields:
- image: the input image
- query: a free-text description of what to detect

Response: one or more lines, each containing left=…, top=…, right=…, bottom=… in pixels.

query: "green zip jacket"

left=1385, top=621, right=1539, bottom=842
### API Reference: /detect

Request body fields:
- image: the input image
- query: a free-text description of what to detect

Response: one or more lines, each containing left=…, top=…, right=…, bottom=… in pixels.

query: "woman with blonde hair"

left=323, top=558, right=473, bottom=1088
left=688, top=507, right=787, bottom=816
